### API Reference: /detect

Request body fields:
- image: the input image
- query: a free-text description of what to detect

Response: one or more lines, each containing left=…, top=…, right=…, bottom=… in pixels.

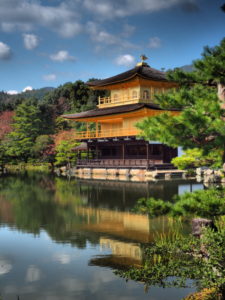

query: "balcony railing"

left=77, top=158, right=163, bottom=168
left=98, top=93, right=152, bottom=108
left=74, top=127, right=140, bottom=140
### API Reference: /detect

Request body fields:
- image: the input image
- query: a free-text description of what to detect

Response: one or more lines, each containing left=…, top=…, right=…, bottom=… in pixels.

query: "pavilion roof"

left=63, top=103, right=179, bottom=120
left=87, top=64, right=168, bottom=87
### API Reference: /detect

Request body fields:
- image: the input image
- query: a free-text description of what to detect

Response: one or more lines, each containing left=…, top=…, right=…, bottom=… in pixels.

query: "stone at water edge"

left=192, top=218, right=217, bottom=237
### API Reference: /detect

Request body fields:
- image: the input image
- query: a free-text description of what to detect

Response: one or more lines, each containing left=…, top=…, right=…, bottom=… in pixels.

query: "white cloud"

left=53, top=253, right=71, bottom=264
left=23, top=34, right=39, bottom=50
left=0, top=0, right=82, bottom=38
left=23, top=86, right=33, bottom=92
left=83, top=0, right=188, bottom=18
left=0, top=42, right=12, bottom=60
left=115, top=54, right=136, bottom=67
left=86, top=22, right=137, bottom=51
left=50, top=50, right=75, bottom=62
left=7, top=90, right=18, bottom=95
left=43, top=73, right=57, bottom=81
left=0, top=257, right=12, bottom=275
left=57, top=22, right=82, bottom=38
left=148, top=37, right=162, bottom=48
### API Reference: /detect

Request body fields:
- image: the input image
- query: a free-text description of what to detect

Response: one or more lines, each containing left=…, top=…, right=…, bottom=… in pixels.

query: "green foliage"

left=138, top=38, right=225, bottom=166
left=172, top=148, right=222, bottom=169
left=133, top=197, right=172, bottom=216
left=172, top=188, right=225, bottom=217
left=6, top=103, right=42, bottom=162
left=54, top=116, right=71, bottom=132
left=138, top=85, right=225, bottom=159
left=0, top=88, right=54, bottom=112
left=55, top=140, right=79, bottom=166
left=116, top=228, right=225, bottom=297
left=134, top=188, right=225, bottom=218
left=0, top=79, right=108, bottom=165
left=42, top=79, right=107, bottom=115
left=33, top=135, right=54, bottom=154
left=194, top=38, right=225, bottom=85
left=0, top=141, right=10, bottom=167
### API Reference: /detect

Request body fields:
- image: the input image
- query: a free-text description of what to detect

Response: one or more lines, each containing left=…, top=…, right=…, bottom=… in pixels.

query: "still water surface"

left=0, top=173, right=203, bottom=300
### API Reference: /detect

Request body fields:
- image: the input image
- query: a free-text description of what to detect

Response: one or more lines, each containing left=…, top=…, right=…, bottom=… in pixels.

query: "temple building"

left=63, top=56, right=179, bottom=170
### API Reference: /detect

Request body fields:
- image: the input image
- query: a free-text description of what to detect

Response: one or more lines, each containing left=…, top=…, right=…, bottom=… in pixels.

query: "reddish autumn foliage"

left=0, top=111, right=14, bottom=139
left=54, top=129, right=77, bottom=146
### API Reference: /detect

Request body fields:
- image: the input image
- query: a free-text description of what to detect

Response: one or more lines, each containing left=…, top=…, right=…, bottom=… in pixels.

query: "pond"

left=0, top=173, right=204, bottom=300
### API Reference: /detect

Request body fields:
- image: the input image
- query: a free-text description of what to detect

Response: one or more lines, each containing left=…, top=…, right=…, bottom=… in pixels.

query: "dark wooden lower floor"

left=76, top=139, right=178, bottom=169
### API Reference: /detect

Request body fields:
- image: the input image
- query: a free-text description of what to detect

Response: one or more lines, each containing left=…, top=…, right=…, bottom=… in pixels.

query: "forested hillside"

left=0, top=87, right=54, bottom=111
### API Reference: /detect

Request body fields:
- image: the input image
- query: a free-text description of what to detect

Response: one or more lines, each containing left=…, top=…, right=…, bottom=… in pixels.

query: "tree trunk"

left=217, top=83, right=225, bottom=109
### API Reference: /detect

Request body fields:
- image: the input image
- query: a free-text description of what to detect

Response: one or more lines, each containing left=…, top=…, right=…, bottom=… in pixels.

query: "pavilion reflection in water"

left=90, top=238, right=143, bottom=269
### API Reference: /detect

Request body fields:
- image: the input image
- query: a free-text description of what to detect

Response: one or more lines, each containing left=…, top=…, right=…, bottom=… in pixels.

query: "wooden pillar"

left=146, top=142, right=149, bottom=169
left=122, top=143, right=125, bottom=165
left=96, top=144, right=99, bottom=159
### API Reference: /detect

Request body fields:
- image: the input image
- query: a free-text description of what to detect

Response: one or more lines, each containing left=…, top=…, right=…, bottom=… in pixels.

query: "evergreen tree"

left=7, top=103, right=41, bottom=162
left=138, top=38, right=225, bottom=166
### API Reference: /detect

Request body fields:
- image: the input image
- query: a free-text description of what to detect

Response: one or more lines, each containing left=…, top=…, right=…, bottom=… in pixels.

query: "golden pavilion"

left=63, top=56, right=179, bottom=170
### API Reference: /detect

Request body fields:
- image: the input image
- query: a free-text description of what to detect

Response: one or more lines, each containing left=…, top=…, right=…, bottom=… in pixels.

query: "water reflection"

left=0, top=173, right=202, bottom=299
left=0, top=257, right=12, bottom=275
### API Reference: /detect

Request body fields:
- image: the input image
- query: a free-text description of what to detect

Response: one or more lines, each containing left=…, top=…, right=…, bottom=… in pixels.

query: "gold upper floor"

left=97, top=77, right=177, bottom=108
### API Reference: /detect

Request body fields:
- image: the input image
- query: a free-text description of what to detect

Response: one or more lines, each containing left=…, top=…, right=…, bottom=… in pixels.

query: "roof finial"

left=136, top=54, right=149, bottom=67
left=140, top=54, right=148, bottom=63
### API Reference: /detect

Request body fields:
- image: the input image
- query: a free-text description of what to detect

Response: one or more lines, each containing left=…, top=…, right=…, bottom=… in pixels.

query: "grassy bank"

left=5, top=163, right=51, bottom=173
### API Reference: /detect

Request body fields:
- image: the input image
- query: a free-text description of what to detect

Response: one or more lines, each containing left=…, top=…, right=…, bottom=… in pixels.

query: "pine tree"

left=7, top=102, right=41, bottom=162
left=138, top=38, right=225, bottom=166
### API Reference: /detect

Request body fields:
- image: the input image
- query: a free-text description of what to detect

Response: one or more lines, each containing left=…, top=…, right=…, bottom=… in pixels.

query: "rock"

left=192, top=218, right=217, bottom=237
left=60, top=166, right=67, bottom=172
left=196, top=168, right=203, bottom=176
left=204, top=169, right=214, bottom=176
left=196, top=175, right=202, bottom=182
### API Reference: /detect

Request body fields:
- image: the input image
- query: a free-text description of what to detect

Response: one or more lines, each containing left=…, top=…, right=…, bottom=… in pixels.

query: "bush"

left=172, top=188, right=225, bottom=217
left=172, top=148, right=222, bottom=170
left=133, top=197, right=172, bottom=216
left=133, top=188, right=225, bottom=218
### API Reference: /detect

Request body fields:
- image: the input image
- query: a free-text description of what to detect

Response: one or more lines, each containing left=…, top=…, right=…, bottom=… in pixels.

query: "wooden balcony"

left=74, top=127, right=140, bottom=140
left=76, top=158, right=165, bottom=169
left=98, top=93, right=152, bottom=108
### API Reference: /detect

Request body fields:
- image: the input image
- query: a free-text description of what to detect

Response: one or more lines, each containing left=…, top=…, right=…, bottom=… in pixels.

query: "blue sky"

left=0, top=0, right=224, bottom=93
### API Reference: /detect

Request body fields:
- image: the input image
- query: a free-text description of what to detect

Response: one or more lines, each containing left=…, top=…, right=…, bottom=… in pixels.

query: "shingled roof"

left=63, top=103, right=179, bottom=120
left=87, top=64, right=167, bottom=87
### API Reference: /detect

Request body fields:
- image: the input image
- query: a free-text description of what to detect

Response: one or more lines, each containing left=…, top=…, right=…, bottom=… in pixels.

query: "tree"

left=7, top=102, right=41, bottom=162
left=138, top=38, right=225, bottom=166
left=33, top=135, right=56, bottom=168
left=0, top=111, right=14, bottom=139
left=55, top=140, right=79, bottom=167
left=0, top=142, right=10, bottom=169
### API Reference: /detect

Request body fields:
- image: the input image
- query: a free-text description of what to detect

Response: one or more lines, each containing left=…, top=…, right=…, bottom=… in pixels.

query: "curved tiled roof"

left=87, top=65, right=167, bottom=87
left=63, top=103, right=179, bottom=120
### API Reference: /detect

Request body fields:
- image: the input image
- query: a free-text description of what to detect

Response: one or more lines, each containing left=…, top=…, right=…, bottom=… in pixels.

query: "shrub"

left=133, top=197, right=172, bottom=216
